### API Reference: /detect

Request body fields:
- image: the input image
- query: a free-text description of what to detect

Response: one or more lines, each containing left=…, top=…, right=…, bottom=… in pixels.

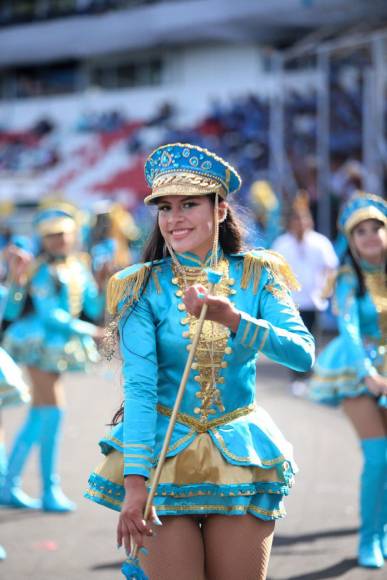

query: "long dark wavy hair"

left=110, top=193, right=245, bottom=425
left=345, top=219, right=387, bottom=297
left=345, top=247, right=387, bottom=297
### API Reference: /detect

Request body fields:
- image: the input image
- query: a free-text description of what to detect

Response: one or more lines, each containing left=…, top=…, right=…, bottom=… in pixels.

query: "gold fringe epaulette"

left=106, top=263, right=163, bottom=315
left=241, top=250, right=300, bottom=294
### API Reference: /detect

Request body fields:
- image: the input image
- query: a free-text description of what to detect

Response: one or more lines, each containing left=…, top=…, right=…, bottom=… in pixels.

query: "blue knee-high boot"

left=39, top=407, right=76, bottom=512
left=377, top=438, right=387, bottom=559
left=0, top=440, right=7, bottom=490
left=358, top=438, right=385, bottom=568
left=0, top=408, right=42, bottom=509
left=0, top=441, right=7, bottom=560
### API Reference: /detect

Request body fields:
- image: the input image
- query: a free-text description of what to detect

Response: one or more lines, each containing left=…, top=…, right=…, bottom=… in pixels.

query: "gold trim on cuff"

left=241, top=320, right=251, bottom=345
left=257, top=327, right=269, bottom=352
left=247, top=325, right=260, bottom=348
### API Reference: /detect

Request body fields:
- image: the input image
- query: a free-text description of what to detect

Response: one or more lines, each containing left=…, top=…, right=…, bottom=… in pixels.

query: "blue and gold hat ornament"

left=144, top=143, right=242, bottom=204
left=338, top=192, right=387, bottom=235
left=34, top=201, right=79, bottom=237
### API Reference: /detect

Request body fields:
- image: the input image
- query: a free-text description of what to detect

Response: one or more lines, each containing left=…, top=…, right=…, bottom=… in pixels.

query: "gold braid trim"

left=241, top=251, right=300, bottom=295
left=157, top=403, right=256, bottom=433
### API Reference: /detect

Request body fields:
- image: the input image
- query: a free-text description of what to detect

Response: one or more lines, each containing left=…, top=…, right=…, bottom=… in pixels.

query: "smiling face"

left=157, top=195, right=227, bottom=260
left=350, top=219, right=386, bottom=263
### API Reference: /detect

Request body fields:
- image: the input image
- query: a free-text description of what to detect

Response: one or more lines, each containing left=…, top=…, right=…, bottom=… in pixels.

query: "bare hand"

left=183, top=284, right=241, bottom=333
left=117, top=476, right=157, bottom=554
left=5, top=244, right=33, bottom=285
left=365, top=374, right=387, bottom=397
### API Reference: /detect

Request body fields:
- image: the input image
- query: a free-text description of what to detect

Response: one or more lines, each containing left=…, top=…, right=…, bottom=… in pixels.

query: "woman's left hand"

left=5, top=244, right=33, bottom=285
left=183, top=284, right=241, bottom=333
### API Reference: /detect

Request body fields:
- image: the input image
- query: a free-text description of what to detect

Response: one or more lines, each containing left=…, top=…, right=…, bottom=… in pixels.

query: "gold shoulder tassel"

left=107, top=264, right=151, bottom=315
left=241, top=250, right=300, bottom=294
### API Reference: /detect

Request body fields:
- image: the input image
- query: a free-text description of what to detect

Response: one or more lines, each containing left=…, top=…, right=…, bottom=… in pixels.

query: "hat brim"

left=144, top=189, right=228, bottom=205
left=38, top=217, right=76, bottom=236
left=345, top=207, right=387, bottom=233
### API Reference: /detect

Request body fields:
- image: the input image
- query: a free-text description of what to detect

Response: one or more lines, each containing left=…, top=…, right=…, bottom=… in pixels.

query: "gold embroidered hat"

left=338, top=192, right=387, bottom=234
left=144, top=143, right=242, bottom=204
left=34, top=205, right=78, bottom=237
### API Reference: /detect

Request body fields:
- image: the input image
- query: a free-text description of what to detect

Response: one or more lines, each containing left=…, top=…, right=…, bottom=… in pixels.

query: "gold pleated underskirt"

left=94, top=433, right=281, bottom=488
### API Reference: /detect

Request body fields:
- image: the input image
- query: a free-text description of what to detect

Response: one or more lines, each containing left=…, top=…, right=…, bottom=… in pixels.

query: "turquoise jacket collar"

left=175, top=248, right=222, bottom=268
left=359, top=259, right=385, bottom=274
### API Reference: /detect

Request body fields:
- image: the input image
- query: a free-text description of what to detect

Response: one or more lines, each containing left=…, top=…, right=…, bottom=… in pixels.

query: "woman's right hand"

left=117, top=475, right=154, bottom=554
left=365, top=374, right=387, bottom=397
left=5, top=244, right=33, bottom=285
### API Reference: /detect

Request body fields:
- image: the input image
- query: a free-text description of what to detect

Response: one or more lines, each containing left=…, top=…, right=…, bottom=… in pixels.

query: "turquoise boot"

left=0, top=442, right=7, bottom=559
left=358, top=438, right=385, bottom=569
left=0, top=408, right=42, bottom=509
left=377, top=438, right=387, bottom=559
left=39, top=407, right=76, bottom=512
left=0, top=440, right=7, bottom=490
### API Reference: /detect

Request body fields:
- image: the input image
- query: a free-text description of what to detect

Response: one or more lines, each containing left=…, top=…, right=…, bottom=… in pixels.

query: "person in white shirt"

left=272, top=192, right=339, bottom=395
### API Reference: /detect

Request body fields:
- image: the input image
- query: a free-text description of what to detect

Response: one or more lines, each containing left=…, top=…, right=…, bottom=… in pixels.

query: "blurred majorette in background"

left=0, top=254, right=31, bottom=561
left=88, top=200, right=140, bottom=274
left=0, top=202, right=107, bottom=512
left=248, top=179, right=281, bottom=249
left=310, top=192, right=387, bottom=569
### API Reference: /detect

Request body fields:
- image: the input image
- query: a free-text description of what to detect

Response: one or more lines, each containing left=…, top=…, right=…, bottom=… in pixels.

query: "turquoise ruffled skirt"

left=85, top=406, right=297, bottom=521
left=309, top=336, right=386, bottom=406
left=2, top=315, right=100, bottom=373
left=0, top=347, right=30, bottom=408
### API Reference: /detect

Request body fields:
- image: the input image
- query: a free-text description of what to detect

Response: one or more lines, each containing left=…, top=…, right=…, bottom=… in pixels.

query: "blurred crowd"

left=0, top=83, right=380, bottom=238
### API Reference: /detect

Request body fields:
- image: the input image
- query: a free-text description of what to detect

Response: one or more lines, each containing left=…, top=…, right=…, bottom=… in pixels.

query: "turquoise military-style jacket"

left=105, top=249, right=315, bottom=480
left=310, top=261, right=386, bottom=405
left=2, top=255, right=105, bottom=373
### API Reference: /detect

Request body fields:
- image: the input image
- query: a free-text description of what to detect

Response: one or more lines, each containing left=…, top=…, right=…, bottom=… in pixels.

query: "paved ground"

left=1, top=357, right=385, bottom=580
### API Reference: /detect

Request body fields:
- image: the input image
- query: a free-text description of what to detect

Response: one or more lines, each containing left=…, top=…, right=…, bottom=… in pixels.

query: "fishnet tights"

left=140, top=514, right=275, bottom=580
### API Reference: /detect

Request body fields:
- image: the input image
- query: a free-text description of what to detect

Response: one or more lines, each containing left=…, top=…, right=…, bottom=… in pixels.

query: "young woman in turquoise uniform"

left=86, top=143, right=315, bottom=579
left=310, top=193, right=387, bottom=569
left=0, top=280, right=31, bottom=561
left=0, top=204, right=106, bottom=512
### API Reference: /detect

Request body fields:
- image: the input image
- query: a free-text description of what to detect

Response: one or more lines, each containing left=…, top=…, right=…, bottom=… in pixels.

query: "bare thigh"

left=27, top=367, right=64, bottom=407
left=140, top=515, right=205, bottom=580
left=202, top=514, right=275, bottom=580
left=342, top=396, right=387, bottom=440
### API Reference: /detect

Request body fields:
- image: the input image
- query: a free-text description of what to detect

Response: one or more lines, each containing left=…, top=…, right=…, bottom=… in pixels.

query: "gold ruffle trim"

left=241, top=251, right=300, bottom=295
